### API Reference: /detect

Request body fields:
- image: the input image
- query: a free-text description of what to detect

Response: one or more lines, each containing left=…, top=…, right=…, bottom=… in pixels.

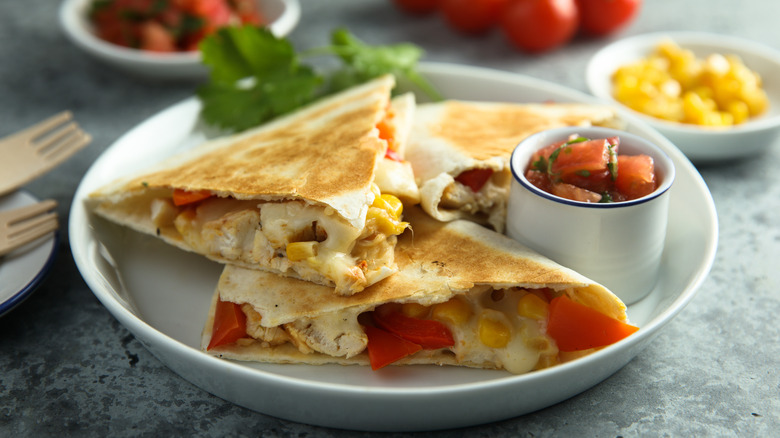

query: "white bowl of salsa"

left=506, top=126, right=675, bottom=305
left=59, top=0, right=300, bottom=80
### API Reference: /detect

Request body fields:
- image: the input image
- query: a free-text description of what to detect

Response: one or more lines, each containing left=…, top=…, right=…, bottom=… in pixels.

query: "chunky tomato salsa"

left=89, top=0, right=265, bottom=52
left=524, top=135, right=657, bottom=203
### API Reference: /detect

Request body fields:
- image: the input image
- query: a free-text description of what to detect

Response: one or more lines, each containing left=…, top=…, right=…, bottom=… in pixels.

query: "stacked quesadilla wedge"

left=202, top=206, right=638, bottom=374
left=406, top=101, right=623, bottom=232
left=88, top=75, right=418, bottom=296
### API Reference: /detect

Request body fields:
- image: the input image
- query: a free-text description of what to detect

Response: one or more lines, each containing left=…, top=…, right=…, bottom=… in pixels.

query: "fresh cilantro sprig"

left=197, top=26, right=442, bottom=132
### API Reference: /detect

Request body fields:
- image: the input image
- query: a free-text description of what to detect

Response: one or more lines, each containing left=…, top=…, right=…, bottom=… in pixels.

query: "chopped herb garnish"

left=607, top=140, right=619, bottom=180
left=565, top=136, right=588, bottom=145
left=599, top=192, right=614, bottom=203
left=531, top=156, right=549, bottom=172
left=576, top=170, right=591, bottom=177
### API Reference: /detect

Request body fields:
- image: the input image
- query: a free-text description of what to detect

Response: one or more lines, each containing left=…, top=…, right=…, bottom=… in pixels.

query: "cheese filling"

left=150, top=189, right=407, bottom=295
left=232, top=286, right=564, bottom=374
left=438, top=172, right=510, bottom=232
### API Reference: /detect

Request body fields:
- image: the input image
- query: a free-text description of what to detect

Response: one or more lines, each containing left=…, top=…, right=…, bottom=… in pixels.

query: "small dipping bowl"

left=506, top=126, right=675, bottom=305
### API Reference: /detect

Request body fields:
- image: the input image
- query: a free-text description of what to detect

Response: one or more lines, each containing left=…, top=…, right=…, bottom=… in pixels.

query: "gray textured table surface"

left=1, top=0, right=778, bottom=436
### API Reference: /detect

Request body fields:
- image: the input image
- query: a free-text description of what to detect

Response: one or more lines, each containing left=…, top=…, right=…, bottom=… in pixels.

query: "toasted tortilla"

left=88, top=75, right=414, bottom=295
left=203, top=206, right=631, bottom=374
left=406, top=101, right=623, bottom=232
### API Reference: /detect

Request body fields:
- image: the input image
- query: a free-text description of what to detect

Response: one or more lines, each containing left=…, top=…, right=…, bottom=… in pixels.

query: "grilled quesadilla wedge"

left=406, top=101, right=623, bottom=232
left=202, top=206, right=638, bottom=374
left=88, top=75, right=414, bottom=296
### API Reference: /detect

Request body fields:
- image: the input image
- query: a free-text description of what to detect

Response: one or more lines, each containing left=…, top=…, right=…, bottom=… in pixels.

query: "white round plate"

left=0, top=191, right=59, bottom=317
left=69, top=63, right=718, bottom=432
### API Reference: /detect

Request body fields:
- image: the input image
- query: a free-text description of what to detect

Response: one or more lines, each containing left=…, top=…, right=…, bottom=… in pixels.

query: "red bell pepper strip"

left=207, top=298, right=248, bottom=350
left=384, top=148, right=403, bottom=162
left=372, top=311, right=455, bottom=349
left=455, top=168, right=494, bottom=192
left=364, top=325, right=423, bottom=370
left=546, top=295, right=638, bottom=352
left=172, top=188, right=212, bottom=206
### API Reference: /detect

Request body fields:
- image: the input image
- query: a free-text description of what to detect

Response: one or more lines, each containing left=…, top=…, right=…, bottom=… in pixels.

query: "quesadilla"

left=202, top=206, right=638, bottom=374
left=88, top=75, right=414, bottom=296
left=406, top=101, right=623, bottom=232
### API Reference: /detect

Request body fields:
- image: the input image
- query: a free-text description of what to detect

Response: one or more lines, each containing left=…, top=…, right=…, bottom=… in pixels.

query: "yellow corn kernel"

left=517, top=293, right=549, bottom=320
left=726, top=100, right=750, bottom=124
left=525, top=336, right=553, bottom=352
left=367, top=207, right=407, bottom=236
left=372, top=193, right=404, bottom=220
left=478, top=312, right=511, bottom=348
left=432, top=296, right=471, bottom=325
left=741, top=88, right=770, bottom=116
left=401, top=302, right=429, bottom=319
left=286, top=241, right=318, bottom=262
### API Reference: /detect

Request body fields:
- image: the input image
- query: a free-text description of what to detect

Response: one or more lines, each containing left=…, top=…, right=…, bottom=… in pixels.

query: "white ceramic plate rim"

left=58, top=0, right=301, bottom=66
left=0, top=191, right=59, bottom=317
left=586, top=31, right=780, bottom=133
left=69, top=62, right=718, bottom=431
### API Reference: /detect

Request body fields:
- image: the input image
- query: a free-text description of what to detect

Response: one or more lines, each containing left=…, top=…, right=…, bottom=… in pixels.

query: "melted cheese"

left=163, top=196, right=397, bottom=294
left=437, top=172, right=510, bottom=232
left=446, top=287, right=556, bottom=374
left=238, top=286, right=559, bottom=374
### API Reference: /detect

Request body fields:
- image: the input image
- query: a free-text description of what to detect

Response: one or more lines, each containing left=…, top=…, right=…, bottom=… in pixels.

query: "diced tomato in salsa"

left=89, top=0, right=265, bottom=52
left=550, top=182, right=602, bottom=203
left=525, top=136, right=657, bottom=203
left=615, top=155, right=656, bottom=199
left=551, top=137, right=617, bottom=193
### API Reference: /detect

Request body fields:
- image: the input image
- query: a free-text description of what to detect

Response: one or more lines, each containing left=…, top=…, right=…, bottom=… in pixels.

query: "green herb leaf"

left=547, top=147, right=562, bottom=176
left=327, top=28, right=442, bottom=99
left=200, top=26, right=302, bottom=83
left=196, top=26, right=440, bottom=132
left=531, top=156, right=549, bottom=172
left=607, top=140, right=619, bottom=181
left=564, top=136, right=588, bottom=145
left=198, top=26, right=323, bottom=131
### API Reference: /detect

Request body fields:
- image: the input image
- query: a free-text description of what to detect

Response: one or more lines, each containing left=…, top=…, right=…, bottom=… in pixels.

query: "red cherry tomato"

left=391, top=0, right=441, bottom=14
left=576, top=0, right=641, bottom=36
left=499, top=0, right=579, bottom=53
left=440, top=0, right=508, bottom=34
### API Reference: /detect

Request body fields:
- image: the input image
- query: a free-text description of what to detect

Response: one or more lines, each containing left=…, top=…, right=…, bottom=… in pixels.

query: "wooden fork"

left=0, top=111, right=91, bottom=196
left=0, top=199, right=58, bottom=257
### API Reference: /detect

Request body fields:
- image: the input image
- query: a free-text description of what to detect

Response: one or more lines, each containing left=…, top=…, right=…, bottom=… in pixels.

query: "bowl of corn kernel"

left=587, top=32, right=780, bottom=162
